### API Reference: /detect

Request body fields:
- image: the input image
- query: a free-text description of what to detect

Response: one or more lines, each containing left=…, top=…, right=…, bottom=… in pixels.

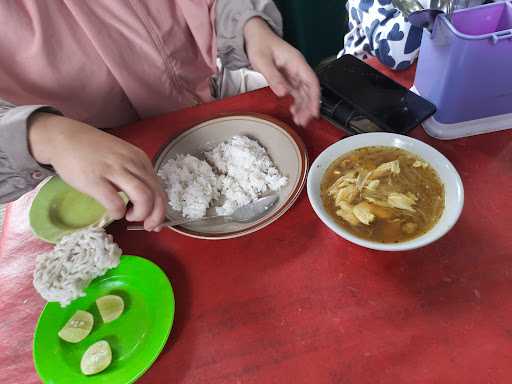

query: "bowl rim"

left=307, top=132, right=464, bottom=251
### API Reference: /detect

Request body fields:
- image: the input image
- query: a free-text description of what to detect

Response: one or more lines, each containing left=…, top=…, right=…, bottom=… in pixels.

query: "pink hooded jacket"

left=0, top=0, right=219, bottom=127
left=0, top=0, right=282, bottom=201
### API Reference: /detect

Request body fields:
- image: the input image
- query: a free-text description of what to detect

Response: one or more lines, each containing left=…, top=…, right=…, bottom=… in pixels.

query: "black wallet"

left=319, top=85, right=382, bottom=135
left=317, top=56, right=381, bottom=135
left=316, top=55, right=436, bottom=136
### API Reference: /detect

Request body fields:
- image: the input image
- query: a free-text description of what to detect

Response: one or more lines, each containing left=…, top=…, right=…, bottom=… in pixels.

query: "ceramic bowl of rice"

left=154, top=114, right=308, bottom=239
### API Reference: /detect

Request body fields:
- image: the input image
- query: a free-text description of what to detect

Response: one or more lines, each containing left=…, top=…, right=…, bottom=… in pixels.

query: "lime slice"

left=96, top=295, right=125, bottom=323
left=57, top=310, right=94, bottom=343
left=80, top=340, right=112, bottom=376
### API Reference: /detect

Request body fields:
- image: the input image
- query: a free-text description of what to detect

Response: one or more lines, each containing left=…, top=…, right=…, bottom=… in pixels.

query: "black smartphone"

left=318, top=55, right=436, bottom=134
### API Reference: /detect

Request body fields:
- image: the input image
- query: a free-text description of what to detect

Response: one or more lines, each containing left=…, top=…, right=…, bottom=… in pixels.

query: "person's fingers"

left=288, top=75, right=306, bottom=121
left=285, top=53, right=321, bottom=124
left=121, top=150, right=167, bottom=230
left=290, top=83, right=320, bottom=126
left=110, top=171, right=155, bottom=222
left=303, top=73, right=321, bottom=119
left=300, top=84, right=318, bottom=124
left=261, top=45, right=320, bottom=125
left=145, top=191, right=167, bottom=231
left=83, top=179, right=127, bottom=220
left=296, top=80, right=320, bottom=121
left=289, top=90, right=302, bottom=113
left=290, top=87, right=309, bottom=126
left=296, top=84, right=320, bottom=125
left=129, top=167, right=167, bottom=231
left=281, top=73, right=312, bottom=125
left=255, top=55, right=292, bottom=97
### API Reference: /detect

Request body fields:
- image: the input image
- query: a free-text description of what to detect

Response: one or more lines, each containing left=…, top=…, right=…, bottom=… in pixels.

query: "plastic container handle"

left=491, top=30, right=512, bottom=44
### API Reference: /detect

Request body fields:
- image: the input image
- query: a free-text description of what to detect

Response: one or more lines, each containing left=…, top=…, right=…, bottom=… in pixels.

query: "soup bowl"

left=307, top=133, right=464, bottom=251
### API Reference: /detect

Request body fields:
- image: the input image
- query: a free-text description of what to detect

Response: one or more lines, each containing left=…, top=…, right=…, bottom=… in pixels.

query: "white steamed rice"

left=158, top=135, right=288, bottom=218
left=157, top=154, right=219, bottom=219
left=33, top=228, right=122, bottom=307
left=206, top=136, right=288, bottom=215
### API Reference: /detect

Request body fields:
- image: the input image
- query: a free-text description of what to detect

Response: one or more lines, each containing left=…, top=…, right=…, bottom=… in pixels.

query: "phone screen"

left=318, top=55, right=436, bottom=134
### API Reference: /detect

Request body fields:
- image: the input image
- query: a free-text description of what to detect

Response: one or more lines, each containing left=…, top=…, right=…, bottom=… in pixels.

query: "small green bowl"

left=29, top=177, right=127, bottom=244
left=33, top=255, right=175, bottom=384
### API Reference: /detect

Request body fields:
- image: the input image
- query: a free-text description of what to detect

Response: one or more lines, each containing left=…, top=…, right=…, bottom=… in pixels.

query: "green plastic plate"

left=33, top=255, right=175, bottom=384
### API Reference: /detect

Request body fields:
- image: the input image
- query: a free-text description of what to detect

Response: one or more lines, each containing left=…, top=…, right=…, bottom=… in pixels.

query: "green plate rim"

left=32, top=255, right=175, bottom=384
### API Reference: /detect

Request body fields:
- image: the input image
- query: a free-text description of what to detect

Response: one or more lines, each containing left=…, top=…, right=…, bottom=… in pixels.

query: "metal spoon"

left=445, top=0, right=455, bottom=21
left=126, top=194, right=279, bottom=231
left=393, top=0, right=425, bottom=18
left=393, top=0, right=453, bottom=31
left=408, top=8, right=444, bottom=31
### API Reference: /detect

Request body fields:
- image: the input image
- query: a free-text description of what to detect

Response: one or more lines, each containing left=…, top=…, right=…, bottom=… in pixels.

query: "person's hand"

left=244, top=17, right=320, bottom=126
left=29, top=113, right=167, bottom=231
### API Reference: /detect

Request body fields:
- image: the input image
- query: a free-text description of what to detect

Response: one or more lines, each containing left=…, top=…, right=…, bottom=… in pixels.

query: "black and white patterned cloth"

left=340, top=0, right=489, bottom=70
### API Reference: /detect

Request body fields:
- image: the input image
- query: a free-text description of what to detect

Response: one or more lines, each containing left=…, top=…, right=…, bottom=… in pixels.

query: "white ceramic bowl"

left=307, top=133, right=464, bottom=251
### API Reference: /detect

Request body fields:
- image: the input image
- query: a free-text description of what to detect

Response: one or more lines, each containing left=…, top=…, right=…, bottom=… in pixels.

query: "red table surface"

left=1, top=62, right=512, bottom=384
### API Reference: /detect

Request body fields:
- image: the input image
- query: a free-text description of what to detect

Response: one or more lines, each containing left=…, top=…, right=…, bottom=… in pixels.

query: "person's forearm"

left=215, top=0, right=283, bottom=70
left=0, top=101, right=57, bottom=203
left=244, top=17, right=280, bottom=55
left=28, top=112, right=65, bottom=165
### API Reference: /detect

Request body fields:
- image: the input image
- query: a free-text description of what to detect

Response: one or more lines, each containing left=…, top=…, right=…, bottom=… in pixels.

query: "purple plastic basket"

left=414, top=1, right=512, bottom=125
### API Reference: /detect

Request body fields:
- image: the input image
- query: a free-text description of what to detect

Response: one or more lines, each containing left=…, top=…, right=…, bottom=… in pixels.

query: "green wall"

left=274, top=0, right=348, bottom=67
